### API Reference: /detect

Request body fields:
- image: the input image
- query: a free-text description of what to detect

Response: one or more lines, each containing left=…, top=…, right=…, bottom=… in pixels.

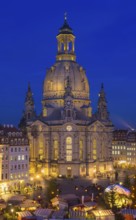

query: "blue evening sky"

left=0, top=0, right=136, bottom=129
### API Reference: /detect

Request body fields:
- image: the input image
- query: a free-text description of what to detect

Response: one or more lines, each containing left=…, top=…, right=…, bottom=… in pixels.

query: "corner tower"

left=24, top=83, right=36, bottom=121
left=97, top=83, right=109, bottom=121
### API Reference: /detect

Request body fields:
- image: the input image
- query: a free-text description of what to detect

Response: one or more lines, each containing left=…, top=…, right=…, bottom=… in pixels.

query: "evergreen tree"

left=46, top=178, right=59, bottom=202
left=123, top=175, right=131, bottom=189
left=130, top=175, right=136, bottom=207
left=104, top=188, right=118, bottom=210
left=18, top=116, right=27, bottom=135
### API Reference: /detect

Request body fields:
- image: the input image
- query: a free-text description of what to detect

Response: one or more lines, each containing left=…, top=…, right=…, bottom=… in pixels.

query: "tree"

left=130, top=175, right=136, bottom=207
left=104, top=187, right=132, bottom=210
left=123, top=175, right=131, bottom=189
left=18, top=116, right=27, bottom=135
left=46, top=178, right=59, bottom=202
left=104, top=188, right=118, bottom=211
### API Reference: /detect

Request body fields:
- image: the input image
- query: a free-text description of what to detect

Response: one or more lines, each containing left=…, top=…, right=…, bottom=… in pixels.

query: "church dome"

left=43, top=61, right=90, bottom=100
left=42, top=16, right=91, bottom=110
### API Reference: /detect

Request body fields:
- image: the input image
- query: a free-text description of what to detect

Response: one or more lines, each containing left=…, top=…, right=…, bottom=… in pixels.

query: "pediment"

left=30, top=120, right=49, bottom=132
left=88, top=120, right=106, bottom=132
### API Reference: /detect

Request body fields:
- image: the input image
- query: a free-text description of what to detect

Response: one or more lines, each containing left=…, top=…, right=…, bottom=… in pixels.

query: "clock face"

left=67, top=101, right=71, bottom=105
left=66, top=125, right=72, bottom=131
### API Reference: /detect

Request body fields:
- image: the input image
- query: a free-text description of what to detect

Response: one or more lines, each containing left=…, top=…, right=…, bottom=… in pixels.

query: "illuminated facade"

left=21, top=17, right=113, bottom=178
left=112, top=129, right=136, bottom=164
left=0, top=125, right=29, bottom=182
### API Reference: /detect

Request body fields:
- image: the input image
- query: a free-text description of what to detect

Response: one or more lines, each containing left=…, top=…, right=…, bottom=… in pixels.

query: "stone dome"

left=42, top=18, right=91, bottom=110
left=43, top=61, right=90, bottom=100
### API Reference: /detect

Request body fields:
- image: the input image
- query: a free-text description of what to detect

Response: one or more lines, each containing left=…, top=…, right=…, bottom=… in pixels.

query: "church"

left=20, top=16, right=114, bottom=178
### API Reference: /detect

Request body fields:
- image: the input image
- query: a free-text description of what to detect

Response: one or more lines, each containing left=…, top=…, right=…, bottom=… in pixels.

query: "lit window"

left=10, top=174, right=13, bottom=179
left=18, top=155, right=21, bottom=160
left=79, top=140, right=83, bottom=160
left=92, top=139, right=97, bottom=159
left=53, top=140, right=59, bottom=160
left=22, top=155, right=24, bottom=160
left=66, top=137, right=72, bottom=161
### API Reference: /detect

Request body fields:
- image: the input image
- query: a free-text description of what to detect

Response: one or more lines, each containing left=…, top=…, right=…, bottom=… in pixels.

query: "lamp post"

left=97, top=210, right=102, bottom=220
left=11, top=208, right=14, bottom=219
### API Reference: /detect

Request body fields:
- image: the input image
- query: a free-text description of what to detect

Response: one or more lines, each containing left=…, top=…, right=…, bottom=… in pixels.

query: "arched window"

left=43, top=108, right=47, bottom=117
left=66, top=137, right=72, bottom=161
left=50, top=81, right=53, bottom=90
left=92, top=139, right=97, bottom=160
left=47, top=81, right=50, bottom=90
left=79, top=140, right=83, bottom=160
left=39, top=149, right=43, bottom=160
left=67, top=110, right=71, bottom=117
left=53, top=140, right=59, bottom=160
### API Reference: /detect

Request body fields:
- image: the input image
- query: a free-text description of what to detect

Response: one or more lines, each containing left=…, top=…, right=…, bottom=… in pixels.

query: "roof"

left=105, top=184, right=130, bottom=197
left=92, top=210, right=114, bottom=217
left=58, top=17, right=73, bottom=35
left=0, top=124, right=19, bottom=133
left=121, top=209, right=136, bottom=217
left=17, top=211, right=33, bottom=217
left=45, top=108, right=62, bottom=121
left=19, top=199, right=40, bottom=208
left=42, top=107, right=90, bottom=122
left=59, top=194, right=79, bottom=201
left=52, top=210, right=66, bottom=218
left=34, top=208, right=53, bottom=218
left=8, top=195, right=26, bottom=202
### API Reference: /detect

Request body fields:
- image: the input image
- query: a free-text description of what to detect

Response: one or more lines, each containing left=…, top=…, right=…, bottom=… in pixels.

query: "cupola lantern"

left=56, top=14, right=76, bottom=61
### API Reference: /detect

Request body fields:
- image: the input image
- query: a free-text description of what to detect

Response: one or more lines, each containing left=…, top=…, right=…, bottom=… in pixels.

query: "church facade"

left=21, top=17, right=114, bottom=178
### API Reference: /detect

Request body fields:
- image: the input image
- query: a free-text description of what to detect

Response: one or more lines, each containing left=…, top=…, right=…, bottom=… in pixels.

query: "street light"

left=11, top=209, right=14, bottom=213
left=98, top=210, right=102, bottom=220
left=11, top=208, right=14, bottom=219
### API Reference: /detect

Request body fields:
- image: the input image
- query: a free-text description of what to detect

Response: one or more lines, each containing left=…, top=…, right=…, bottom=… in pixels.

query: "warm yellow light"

left=36, top=175, right=40, bottom=179
left=41, top=169, right=44, bottom=173
left=11, top=209, right=14, bottom=213
left=20, top=180, right=24, bottom=184
left=99, top=210, right=102, bottom=216
left=119, top=160, right=126, bottom=164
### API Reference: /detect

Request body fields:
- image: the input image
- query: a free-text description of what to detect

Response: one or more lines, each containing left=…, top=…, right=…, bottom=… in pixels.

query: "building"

left=0, top=125, right=29, bottom=191
left=20, top=16, right=114, bottom=178
left=112, top=130, right=128, bottom=162
left=112, top=129, right=136, bottom=165
left=127, top=131, right=136, bottom=164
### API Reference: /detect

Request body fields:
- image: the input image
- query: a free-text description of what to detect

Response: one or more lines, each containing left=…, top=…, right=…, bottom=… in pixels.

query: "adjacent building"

left=112, top=129, right=136, bottom=165
left=20, top=16, right=114, bottom=178
left=0, top=125, right=29, bottom=185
